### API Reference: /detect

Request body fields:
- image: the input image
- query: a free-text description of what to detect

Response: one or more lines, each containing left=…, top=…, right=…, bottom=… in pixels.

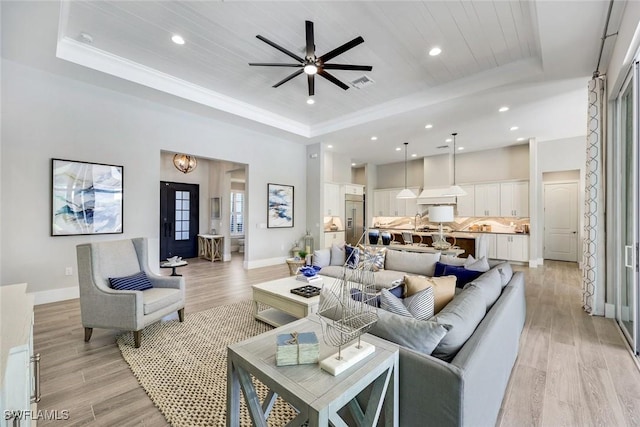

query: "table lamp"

left=429, top=205, right=454, bottom=250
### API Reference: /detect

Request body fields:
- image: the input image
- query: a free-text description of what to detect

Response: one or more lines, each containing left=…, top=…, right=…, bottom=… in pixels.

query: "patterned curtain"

left=583, top=76, right=606, bottom=315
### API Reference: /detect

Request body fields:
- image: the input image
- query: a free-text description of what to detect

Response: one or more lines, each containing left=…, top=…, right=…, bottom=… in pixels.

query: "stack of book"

left=296, top=275, right=323, bottom=286
left=276, top=331, right=319, bottom=366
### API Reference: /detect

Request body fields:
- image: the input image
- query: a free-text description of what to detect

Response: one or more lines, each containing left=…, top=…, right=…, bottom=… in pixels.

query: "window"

left=175, top=191, right=190, bottom=240
left=230, top=192, right=244, bottom=235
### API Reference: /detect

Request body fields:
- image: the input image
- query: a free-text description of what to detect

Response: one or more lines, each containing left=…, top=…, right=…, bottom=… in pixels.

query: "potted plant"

left=297, top=250, right=308, bottom=262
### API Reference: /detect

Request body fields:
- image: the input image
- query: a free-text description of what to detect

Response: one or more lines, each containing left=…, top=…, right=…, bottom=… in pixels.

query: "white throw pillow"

left=312, top=248, right=331, bottom=268
left=330, top=243, right=346, bottom=266
left=464, top=255, right=490, bottom=272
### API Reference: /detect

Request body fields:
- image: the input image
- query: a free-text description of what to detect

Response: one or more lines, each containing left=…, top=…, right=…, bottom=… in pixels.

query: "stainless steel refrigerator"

left=345, top=194, right=365, bottom=246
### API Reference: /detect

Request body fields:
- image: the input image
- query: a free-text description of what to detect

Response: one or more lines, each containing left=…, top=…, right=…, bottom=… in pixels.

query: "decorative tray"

left=290, top=285, right=322, bottom=298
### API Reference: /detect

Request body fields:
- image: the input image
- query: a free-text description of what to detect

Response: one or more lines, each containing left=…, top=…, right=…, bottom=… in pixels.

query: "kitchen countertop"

left=371, top=228, right=529, bottom=237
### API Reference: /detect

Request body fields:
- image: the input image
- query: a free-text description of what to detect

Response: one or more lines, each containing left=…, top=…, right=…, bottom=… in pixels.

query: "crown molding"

left=56, top=37, right=311, bottom=138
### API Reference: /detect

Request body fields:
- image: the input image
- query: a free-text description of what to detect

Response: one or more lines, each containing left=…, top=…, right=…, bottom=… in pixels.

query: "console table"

left=227, top=316, right=399, bottom=426
left=197, top=234, right=223, bottom=262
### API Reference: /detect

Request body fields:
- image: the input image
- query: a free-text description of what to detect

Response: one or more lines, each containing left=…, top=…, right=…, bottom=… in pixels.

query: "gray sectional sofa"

left=317, top=248, right=526, bottom=427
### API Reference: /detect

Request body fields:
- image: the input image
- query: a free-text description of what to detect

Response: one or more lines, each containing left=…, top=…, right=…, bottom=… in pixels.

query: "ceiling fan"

left=249, top=20, right=372, bottom=96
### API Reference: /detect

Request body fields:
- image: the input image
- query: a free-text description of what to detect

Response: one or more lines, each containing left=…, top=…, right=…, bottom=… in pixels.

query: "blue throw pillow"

left=109, top=271, right=153, bottom=291
left=344, top=245, right=360, bottom=269
left=434, top=261, right=448, bottom=277
left=434, top=263, right=482, bottom=288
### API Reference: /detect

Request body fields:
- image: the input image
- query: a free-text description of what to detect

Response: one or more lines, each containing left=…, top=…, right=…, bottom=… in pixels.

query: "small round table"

left=160, top=260, right=188, bottom=276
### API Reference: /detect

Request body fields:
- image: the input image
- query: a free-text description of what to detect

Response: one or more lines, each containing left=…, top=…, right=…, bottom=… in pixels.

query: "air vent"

left=436, top=145, right=449, bottom=149
left=350, top=75, right=375, bottom=89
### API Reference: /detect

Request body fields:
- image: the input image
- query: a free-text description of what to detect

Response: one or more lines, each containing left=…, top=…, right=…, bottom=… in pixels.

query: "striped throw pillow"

left=380, top=286, right=434, bottom=321
left=109, top=271, right=153, bottom=291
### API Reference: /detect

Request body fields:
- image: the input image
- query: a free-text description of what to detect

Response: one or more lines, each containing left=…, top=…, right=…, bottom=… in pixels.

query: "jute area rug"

left=117, top=300, right=298, bottom=426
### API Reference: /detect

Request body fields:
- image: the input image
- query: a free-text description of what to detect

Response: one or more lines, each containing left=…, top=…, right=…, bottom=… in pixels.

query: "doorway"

left=160, top=181, right=199, bottom=260
left=543, top=181, right=579, bottom=262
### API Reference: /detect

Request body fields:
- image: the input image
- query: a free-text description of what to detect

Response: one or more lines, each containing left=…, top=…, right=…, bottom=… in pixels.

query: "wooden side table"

left=227, top=317, right=399, bottom=426
left=197, top=234, right=223, bottom=262
left=285, top=258, right=305, bottom=276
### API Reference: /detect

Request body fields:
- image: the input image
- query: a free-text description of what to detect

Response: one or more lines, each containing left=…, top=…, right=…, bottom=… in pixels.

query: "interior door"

left=160, top=181, right=199, bottom=260
left=543, top=182, right=578, bottom=262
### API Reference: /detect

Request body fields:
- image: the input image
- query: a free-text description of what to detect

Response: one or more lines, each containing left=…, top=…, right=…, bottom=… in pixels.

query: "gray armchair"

left=76, top=237, right=185, bottom=347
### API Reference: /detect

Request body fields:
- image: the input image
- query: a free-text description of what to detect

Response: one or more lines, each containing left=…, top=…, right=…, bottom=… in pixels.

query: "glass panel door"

left=618, top=62, right=640, bottom=353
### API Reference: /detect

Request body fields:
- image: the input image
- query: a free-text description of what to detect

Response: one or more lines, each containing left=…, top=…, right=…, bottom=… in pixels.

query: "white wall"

left=1, top=60, right=307, bottom=299
left=376, top=159, right=423, bottom=189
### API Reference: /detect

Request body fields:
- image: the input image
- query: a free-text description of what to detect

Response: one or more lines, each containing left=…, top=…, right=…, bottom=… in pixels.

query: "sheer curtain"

left=583, top=76, right=606, bottom=315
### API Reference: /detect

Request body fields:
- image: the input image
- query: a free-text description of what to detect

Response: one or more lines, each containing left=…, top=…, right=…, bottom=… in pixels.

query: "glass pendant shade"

left=173, top=154, right=197, bottom=174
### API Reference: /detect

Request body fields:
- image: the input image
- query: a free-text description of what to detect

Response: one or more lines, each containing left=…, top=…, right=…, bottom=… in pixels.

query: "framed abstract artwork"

left=51, top=158, right=124, bottom=236
left=267, top=183, right=294, bottom=228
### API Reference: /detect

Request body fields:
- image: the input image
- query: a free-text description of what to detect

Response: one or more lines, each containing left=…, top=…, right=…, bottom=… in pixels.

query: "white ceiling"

left=3, top=1, right=623, bottom=165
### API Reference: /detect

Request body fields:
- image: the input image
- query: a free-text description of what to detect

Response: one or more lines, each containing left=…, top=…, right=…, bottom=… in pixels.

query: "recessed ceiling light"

left=327, top=144, right=333, bottom=148
left=351, top=162, right=356, bottom=166
left=306, top=98, right=315, bottom=105
left=499, top=106, right=509, bottom=112
left=517, top=137, right=525, bottom=142
left=429, top=47, right=442, bottom=56
left=411, top=153, right=417, bottom=157
left=445, top=138, right=452, bottom=143
left=171, top=34, right=185, bottom=45
left=371, top=136, right=378, bottom=140
left=395, top=147, right=401, bottom=151
left=510, top=126, right=519, bottom=131
left=458, top=147, right=465, bottom=151
left=425, top=124, right=433, bottom=129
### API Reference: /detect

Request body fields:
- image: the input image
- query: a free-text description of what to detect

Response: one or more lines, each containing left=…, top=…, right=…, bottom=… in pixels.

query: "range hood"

left=416, top=188, right=456, bottom=205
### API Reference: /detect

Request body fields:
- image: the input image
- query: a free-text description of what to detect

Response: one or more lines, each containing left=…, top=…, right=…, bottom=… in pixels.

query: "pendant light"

left=442, top=133, right=467, bottom=197
left=397, top=142, right=417, bottom=199
left=173, top=154, right=197, bottom=174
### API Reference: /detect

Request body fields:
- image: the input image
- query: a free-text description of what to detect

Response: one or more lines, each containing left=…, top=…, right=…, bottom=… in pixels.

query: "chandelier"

left=173, top=154, right=197, bottom=174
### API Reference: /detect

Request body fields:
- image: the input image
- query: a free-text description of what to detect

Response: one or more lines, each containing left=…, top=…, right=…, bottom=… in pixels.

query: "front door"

left=160, top=181, right=199, bottom=260
left=543, top=181, right=578, bottom=262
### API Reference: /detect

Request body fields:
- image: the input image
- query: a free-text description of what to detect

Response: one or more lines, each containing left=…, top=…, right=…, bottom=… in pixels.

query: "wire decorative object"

left=317, top=231, right=378, bottom=375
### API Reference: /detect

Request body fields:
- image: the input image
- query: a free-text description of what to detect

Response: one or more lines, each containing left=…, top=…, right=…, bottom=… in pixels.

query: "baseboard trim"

left=245, top=257, right=287, bottom=269
left=34, top=286, right=79, bottom=305
left=605, top=303, right=616, bottom=319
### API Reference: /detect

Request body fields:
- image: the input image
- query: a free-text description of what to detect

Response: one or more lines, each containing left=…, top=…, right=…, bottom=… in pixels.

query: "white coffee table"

left=252, top=276, right=328, bottom=327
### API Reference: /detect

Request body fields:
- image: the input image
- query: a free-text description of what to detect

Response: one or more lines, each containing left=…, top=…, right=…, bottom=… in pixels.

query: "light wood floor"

left=33, top=256, right=640, bottom=426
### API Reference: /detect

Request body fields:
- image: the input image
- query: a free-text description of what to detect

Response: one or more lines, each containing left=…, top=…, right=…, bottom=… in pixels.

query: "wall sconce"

left=173, top=154, right=197, bottom=174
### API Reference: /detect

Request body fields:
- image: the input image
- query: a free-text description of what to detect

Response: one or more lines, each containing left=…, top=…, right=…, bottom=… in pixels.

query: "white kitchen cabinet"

left=1, top=283, right=39, bottom=427
left=455, top=185, right=475, bottom=217
left=474, top=183, right=501, bottom=217
left=483, top=233, right=498, bottom=259
left=344, top=184, right=364, bottom=196
left=496, top=234, right=529, bottom=262
left=323, top=183, right=341, bottom=216
left=373, top=189, right=391, bottom=216
left=323, top=231, right=346, bottom=248
left=500, top=182, right=529, bottom=217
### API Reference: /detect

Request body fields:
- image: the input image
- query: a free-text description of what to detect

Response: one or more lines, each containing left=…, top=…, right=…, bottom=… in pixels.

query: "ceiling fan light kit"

left=249, top=20, right=372, bottom=97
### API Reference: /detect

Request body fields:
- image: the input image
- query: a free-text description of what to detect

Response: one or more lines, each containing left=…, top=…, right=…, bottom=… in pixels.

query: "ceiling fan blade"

left=305, top=21, right=315, bottom=58
left=256, top=35, right=304, bottom=63
left=249, top=63, right=302, bottom=67
left=318, top=70, right=349, bottom=90
left=308, top=74, right=315, bottom=96
left=322, top=64, right=373, bottom=71
left=319, top=36, right=364, bottom=63
left=273, top=69, right=304, bottom=88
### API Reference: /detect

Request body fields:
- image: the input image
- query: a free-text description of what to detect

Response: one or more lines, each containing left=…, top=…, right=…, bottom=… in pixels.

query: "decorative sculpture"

left=318, top=231, right=378, bottom=375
